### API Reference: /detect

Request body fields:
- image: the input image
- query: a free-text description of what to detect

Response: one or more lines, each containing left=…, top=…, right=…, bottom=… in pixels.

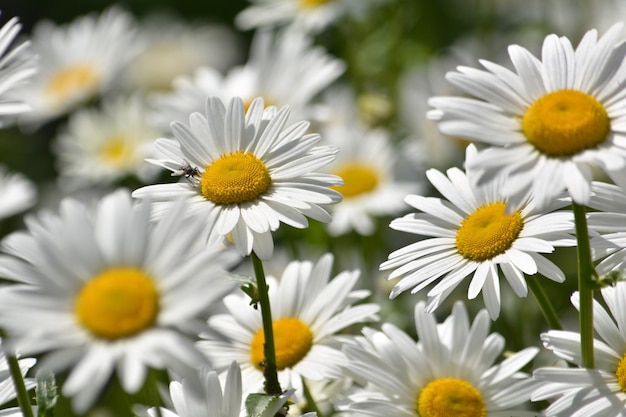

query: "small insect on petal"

left=172, top=160, right=201, bottom=185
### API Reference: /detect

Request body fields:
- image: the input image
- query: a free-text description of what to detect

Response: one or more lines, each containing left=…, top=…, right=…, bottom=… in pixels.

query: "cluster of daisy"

left=2, top=0, right=626, bottom=416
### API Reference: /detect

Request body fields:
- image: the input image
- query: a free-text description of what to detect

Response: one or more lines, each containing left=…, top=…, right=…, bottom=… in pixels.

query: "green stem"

left=251, top=252, right=282, bottom=395
left=526, top=276, right=562, bottom=330
left=144, top=369, right=164, bottom=417
left=573, top=203, right=596, bottom=368
left=7, top=353, right=34, bottom=417
left=302, top=378, right=323, bottom=417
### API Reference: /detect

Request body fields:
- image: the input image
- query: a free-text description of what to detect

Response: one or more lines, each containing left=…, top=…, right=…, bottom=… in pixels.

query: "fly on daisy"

left=340, top=301, right=541, bottom=417
left=0, top=190, right=239, bottom=414
left=380, top=144, right=574, bottom=320
left=428, top=23, right=626, bottom=209
left=133, top=96, right=343, bottom=260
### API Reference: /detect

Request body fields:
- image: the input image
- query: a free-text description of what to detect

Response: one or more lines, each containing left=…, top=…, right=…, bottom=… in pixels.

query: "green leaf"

left=244, top=392, right=289, bottom=417
left=36, top=373, right=57, bottom=417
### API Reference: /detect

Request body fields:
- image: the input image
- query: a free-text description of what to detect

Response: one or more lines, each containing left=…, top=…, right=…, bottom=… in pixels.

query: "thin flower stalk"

left=251, top=252, right=282, bottom=395
left=573, top=203, right=596, bottom=368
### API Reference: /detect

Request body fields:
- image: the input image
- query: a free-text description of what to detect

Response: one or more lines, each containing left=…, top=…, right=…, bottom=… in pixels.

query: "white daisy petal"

left=533, top=281, right=626, bottom=415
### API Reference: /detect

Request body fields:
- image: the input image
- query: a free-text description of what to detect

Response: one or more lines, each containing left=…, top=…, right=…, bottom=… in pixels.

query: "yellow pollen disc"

left=417, top=378, right=486, bottom=417
left=201, top=151, right=271, bottom=205
left=75, top=267, right=159, bottom=340
left=331, top=163, right=379, bottom=198
left=455, top=202, right=523, bottom=262
left=243, top=97, right=276, bottom=113
left=616, top=354, right=626, bottom=393
left=250, top=317, right=313, bottom=371
left=45, top=63, right=100, bottom=104
left=100, top=135, right=132, bottom=166
left=522, top=89, right=610, bottom=157
left=300, top=0, right=333, bottom=8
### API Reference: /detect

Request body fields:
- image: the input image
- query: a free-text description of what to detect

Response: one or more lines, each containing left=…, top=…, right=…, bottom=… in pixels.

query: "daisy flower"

left=322, top=122, right=421, bottom=236
left=532, top=282, right=626, bottom=416
left=123, top=13, right=241, bottom=93
left=0, top=165, right=36, bottom=220
left=340, top=301, right=540, bottom=417
left=428, top=23, right=626, bottom=209
left=0, top=189, right=239, bottom=414
left=379, top=144, right=574, bottom=320
left=142, top=361, right=315, bottom=417
left=133, top=96, right=343, bottom=260
left=586, top=181, right=626, bottom=275
left=53, top=94, right=159, bottom=189
left=235, top=0, right=384, bottom=33
left=196, top=253, right=380, bottom=396
left=0, top=13, right=37, bottom=126
left=15, top=7, right=139, bottom=124
left=149, top=29, right=344, bottom=130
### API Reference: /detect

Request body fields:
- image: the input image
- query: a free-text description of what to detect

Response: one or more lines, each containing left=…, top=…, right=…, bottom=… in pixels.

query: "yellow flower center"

left=455, top=202, right=523, bottom=262
left=300, top=0, right=333, bottom=8
left=100, top=135, right=133, bottom=167
left=201, top=151, right=271, bottom=205
left=522, top=89, right=610, bottom=157
left=250, top=317, right=313, bottom=371
left=243, top=97, right=276, bottom=113
left=417, top=378, right=486, bottom=417
left=331, top=163, right=379, bottom=198
left=75, top=267, right=159, bottom=340
left=45, top=63, right=100, bottom=105
left=616, top=353, right=626, bottom=393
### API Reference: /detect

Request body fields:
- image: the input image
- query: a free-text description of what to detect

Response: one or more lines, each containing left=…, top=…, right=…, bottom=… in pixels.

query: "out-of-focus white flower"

left=150, top=29, right=344, bottom=130
left=53, top=94, right=159, bottom=189
left=235, top=0, right=385, bottom=34
left=123, top=13, right=241, bottom=93
left=15, top=7, right=140, bottom=125
left=0, top=165, right=36, bottom=220
left=323, top=122, right=421, bottom=236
